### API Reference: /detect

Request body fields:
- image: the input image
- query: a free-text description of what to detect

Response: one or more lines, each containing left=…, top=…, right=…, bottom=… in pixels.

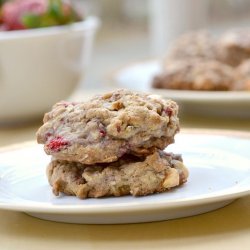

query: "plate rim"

left=0, top=189, right=249, bottom=214
left=109, top=59, right=250, bottom=101
left=0, top=128, right=250, bottom=214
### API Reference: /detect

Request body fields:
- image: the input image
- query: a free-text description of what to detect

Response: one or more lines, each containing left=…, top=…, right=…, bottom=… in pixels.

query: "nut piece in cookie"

left=153, top=60, right=235, bottom=91
left=37, top=89, right=180, bottom=164
left=47, top=151, right=189, bottom=199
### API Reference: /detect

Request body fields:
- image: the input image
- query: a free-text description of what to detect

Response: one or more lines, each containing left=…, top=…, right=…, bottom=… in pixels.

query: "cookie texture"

left=218, top=29, right=250, bottom=66
left=37, top=89, right=179, bottom=164
left=47, top=151, right=189, bottom=198
left=165, top=31, right=218, bottom=63
left=153, top=60, right=235, bottom=91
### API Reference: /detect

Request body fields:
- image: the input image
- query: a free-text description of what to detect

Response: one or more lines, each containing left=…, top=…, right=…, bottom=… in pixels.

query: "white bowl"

left=0, top=16, right=100, bottom=124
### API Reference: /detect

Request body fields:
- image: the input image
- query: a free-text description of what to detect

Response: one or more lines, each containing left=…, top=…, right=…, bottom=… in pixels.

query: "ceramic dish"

left=0, top=129, right=249, bottom=224
left=111, top=60, right=250, bottom=118
left=0, top=16, right=100, bottom=124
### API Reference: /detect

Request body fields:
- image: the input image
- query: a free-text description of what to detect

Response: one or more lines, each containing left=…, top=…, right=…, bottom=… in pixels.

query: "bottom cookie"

left=47, top=151, right=189, bottom=199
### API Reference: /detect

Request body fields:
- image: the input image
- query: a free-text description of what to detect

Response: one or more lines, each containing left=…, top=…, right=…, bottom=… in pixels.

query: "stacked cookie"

left=36, top=89, right=188, bottom=199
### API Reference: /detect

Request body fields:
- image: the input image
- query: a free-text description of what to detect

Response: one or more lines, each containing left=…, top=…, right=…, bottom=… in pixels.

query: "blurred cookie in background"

left=164, top=31, right=218, bottom=64
left=153, top=59, right=235, bottom=91
left=217, top=29, right=250, bottom=67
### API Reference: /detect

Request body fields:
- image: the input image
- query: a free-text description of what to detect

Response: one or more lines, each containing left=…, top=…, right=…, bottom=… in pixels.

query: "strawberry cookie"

left=47, top=151, right=188, bottom=198
left=37, top=89, right=179, bottom=165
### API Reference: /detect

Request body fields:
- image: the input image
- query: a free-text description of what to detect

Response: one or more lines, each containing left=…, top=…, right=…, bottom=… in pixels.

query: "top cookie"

left=37, top=89, right=179, bottom=165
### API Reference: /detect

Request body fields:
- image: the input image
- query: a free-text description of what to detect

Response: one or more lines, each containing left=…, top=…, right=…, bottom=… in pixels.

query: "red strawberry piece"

left=1, top=0, right=47, bottom=30
left=164, top=107, right=173, bottom=117
left=116, top=125, right=121, bottom=133
left=47, top=136, right=69, bottom=152
left=99, top=129, right=106, bottom=137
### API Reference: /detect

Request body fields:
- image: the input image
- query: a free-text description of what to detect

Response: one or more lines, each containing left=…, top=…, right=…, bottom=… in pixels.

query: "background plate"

left=111, top=60, right=250, bottom=118
left=0, top=130, right=249, bottom=224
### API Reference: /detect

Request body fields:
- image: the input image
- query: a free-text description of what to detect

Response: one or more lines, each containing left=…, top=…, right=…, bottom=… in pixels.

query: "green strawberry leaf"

left=0, top=0, right=7, bottom=7
left=40, top=13, right=59, bottom=27
left=22, top=14, right=41, bottom=28
left=19, top=0, right=83, bottom=29
left=48, top=0, right=63, bottom=20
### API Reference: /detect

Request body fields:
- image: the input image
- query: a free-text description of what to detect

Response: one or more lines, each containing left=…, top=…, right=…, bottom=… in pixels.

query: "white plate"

left=111, top=60, right=250, bottom=118
left=0, top=130, right=250, bottom=224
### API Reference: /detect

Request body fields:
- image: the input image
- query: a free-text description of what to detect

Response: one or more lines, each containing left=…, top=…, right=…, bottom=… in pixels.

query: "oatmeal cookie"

left=165, top=31, right=218, bottom=63
left=37, top=89, right=179, bottom=164
left=153, top=59, right=235, bottom=91
left=218, top=29, right=250, bottom=66
left=47, top=151, right=189, bottom=198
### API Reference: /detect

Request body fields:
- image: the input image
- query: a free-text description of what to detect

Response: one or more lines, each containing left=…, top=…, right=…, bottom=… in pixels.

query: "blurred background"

left=1, top=0, right=250, bottom=144
left=78, top=0, right=250, bottom=88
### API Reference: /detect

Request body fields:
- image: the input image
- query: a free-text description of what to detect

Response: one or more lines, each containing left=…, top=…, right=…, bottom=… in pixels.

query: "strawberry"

left=47, top=136, right=69, bottom=152
left=1, top=0, right=82, bottom=31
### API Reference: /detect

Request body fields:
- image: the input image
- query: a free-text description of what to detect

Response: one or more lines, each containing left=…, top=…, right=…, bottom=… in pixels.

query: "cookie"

left=165, top=31, right=217, bottom=63
left=37, top=89, right=179, bottom=164
left=153, top=59, right=235, bottom=91
left=47, top=150, right=189, bottom=199
left=218, top=29, right=250, bottom=66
